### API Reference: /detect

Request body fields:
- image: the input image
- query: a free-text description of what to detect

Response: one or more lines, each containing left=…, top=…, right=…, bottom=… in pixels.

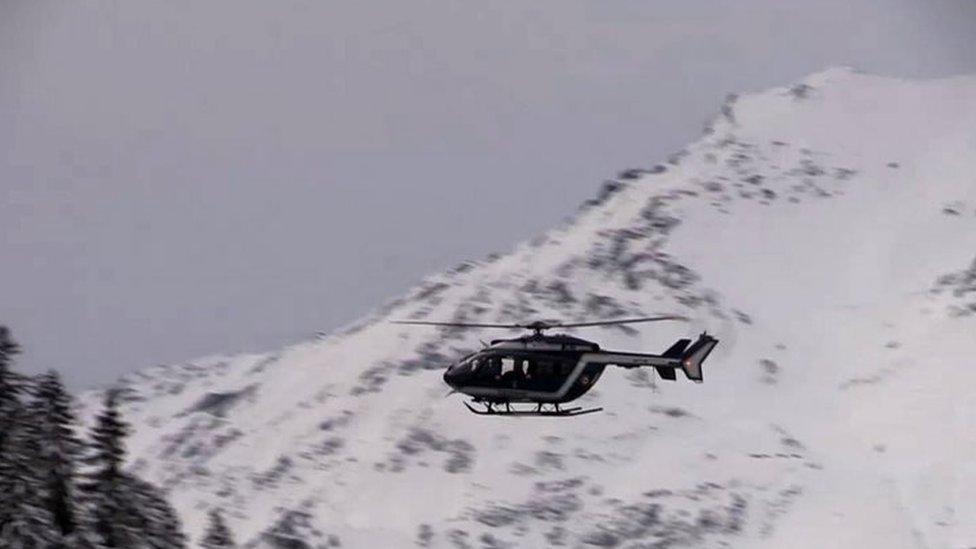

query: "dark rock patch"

left=759, top=359, right=779, bottom=385
left=350, top=363, right=393, bottom=396
left=416, top=523, right=434, bottom=547
left=789, top=83, right=813, bottom=100
left=251, top=455, right=295, bottom=490
left=534, top=451, right=565, bottom=471
left=184, top=384, right=257, bottom=418
left=256, top=509, right=339, bottom=549
left=388, top=428, right=475, bottom=474
left=932, top=255, right=976, bottom=316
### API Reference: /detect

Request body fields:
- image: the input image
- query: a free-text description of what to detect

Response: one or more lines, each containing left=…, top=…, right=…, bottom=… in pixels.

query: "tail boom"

left=593, top=333, right=718, bottom=382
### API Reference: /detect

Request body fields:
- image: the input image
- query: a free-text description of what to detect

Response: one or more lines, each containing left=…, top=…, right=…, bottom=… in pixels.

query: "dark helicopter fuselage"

left=396, top=315, right=717, bottom=416
left=442, top=333, right=608, bottom=404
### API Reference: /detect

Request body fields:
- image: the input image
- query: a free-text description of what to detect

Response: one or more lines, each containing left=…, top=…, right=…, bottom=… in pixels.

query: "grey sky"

left=2, top=1, right=975, bottom=389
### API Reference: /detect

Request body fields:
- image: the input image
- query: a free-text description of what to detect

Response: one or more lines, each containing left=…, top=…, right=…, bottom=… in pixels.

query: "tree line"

left=0, top=326, right=236, bottom=549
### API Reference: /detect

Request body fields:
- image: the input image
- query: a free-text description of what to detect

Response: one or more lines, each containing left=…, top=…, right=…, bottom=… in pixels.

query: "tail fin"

left=662, top=339, right=691, bottom=359
left=680, top=333, right=718, bottom=382
left=654, top=366, right=677, bottom=381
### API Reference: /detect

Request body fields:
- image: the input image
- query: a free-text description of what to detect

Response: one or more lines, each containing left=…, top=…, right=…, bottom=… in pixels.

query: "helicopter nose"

left=443, top=365, right=459, bottom=387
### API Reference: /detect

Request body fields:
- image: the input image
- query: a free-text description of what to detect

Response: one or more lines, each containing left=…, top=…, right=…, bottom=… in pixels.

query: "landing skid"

left=463, top=401, right=602, bottom=417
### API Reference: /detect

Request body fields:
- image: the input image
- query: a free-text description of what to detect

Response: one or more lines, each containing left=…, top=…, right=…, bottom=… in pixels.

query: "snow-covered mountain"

left=85, top=67, right=976, bottom=548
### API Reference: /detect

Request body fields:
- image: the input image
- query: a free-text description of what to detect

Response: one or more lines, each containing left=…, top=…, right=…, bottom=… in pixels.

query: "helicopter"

left=393, top=316, right=718, bottom=417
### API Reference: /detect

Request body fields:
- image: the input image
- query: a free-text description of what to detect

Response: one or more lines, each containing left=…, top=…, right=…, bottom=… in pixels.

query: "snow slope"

left=84, top=67, right=976, bottom=548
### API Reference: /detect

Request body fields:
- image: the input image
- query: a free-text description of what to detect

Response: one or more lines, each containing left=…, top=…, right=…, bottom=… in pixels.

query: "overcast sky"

left=2, top=1, right=975, bottom=389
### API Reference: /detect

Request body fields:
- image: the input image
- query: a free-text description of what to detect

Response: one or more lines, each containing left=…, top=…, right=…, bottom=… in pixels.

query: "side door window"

left=500, top=357, right=515, bottom=377
left=486, top=356, right=502, bottom=379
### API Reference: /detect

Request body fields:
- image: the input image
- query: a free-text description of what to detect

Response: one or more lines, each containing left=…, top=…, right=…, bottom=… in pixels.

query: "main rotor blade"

left=390, top=320, right=525, bottom=329
left=549, top=315, right=688, bottom=329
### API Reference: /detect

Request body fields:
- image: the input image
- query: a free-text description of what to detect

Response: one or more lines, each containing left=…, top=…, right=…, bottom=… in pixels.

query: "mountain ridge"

left=83, top=67, right=976, bottom=548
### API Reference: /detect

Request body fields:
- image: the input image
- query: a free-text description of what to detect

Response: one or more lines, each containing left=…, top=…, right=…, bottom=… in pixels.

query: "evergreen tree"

left=0, top=326, right=57, bottom=548
left=87, top=389, right=128, bottom=482
left=62, top=528, right=106, bottom=549
left=82, top=389, right=138, bottom=548
left=83, top=388, right=188, bottom=548
left=30, top=370, right=84, bottom=541
left=0, top=325, right=26, bottom=450
left=123, top=475, right=187, bottom=549
left=0, top=327, right=187, bottom=548
left=201, top=509, right=235, bottom=549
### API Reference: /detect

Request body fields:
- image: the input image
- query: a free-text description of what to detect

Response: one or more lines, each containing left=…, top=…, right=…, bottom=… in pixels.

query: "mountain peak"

left=86, top=70, right=976, bottom=548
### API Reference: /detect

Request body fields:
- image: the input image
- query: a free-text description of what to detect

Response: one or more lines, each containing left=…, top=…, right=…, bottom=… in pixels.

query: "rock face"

left=85, top=68, right=976, bottom=548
